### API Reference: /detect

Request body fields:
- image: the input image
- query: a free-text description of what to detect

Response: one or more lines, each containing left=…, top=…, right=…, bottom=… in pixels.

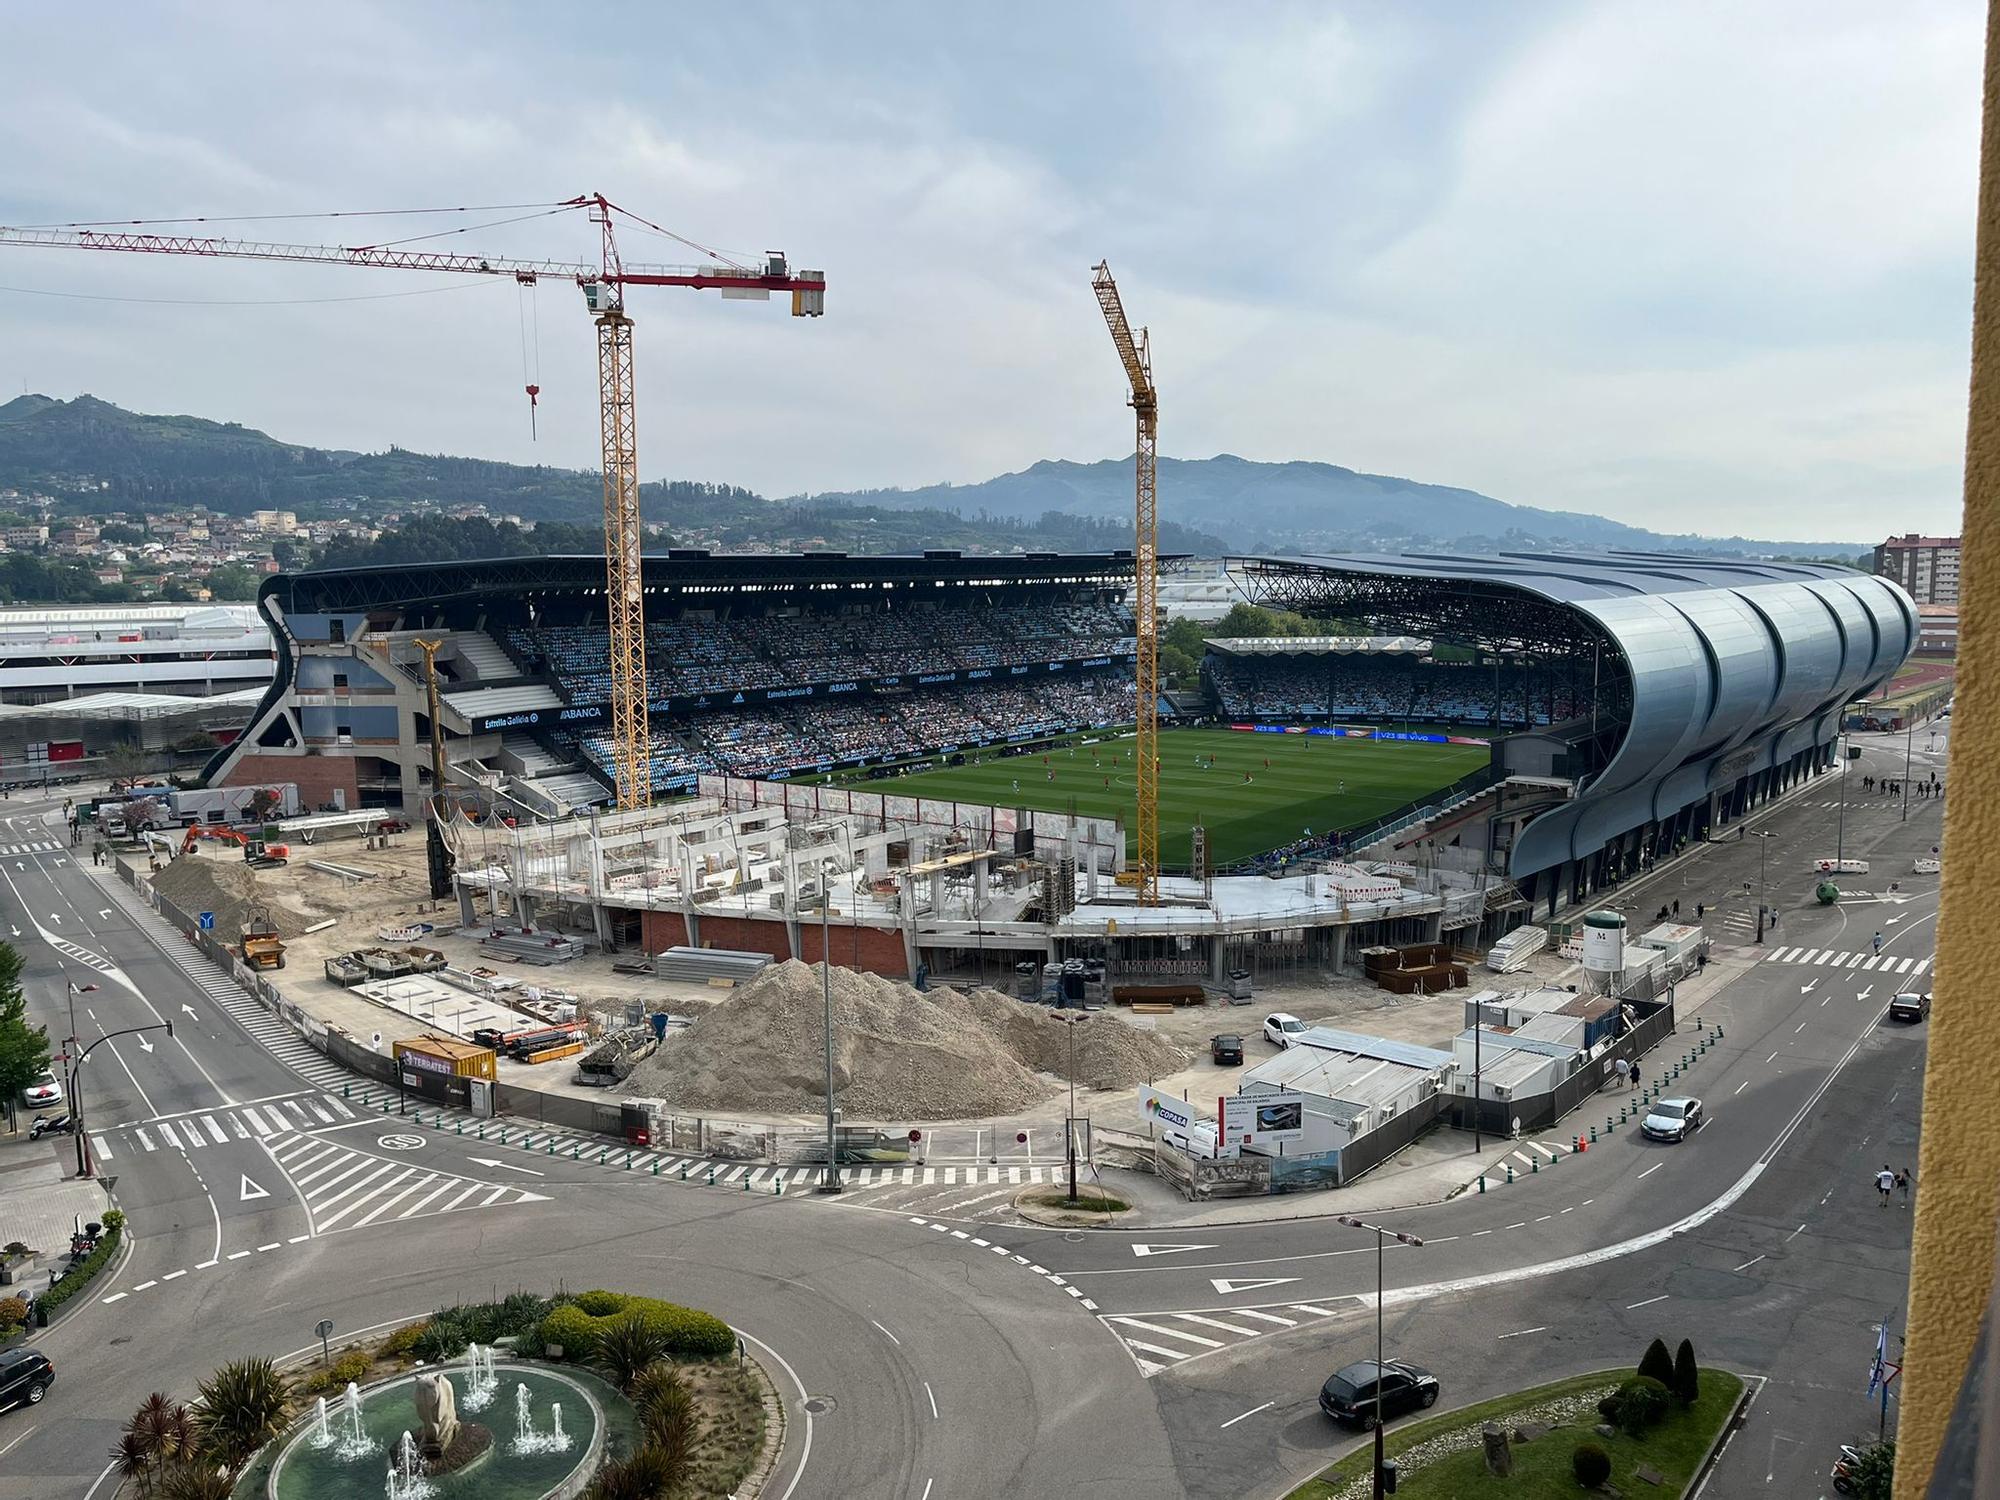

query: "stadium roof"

left=266, top=550, right=1173, bottom=614
left=1236, top=551, right=1918, bottom=879
left=1201, top=635, right=1432, bottom=657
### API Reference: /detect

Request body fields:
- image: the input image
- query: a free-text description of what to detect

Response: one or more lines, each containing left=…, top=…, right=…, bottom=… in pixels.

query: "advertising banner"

left=1219, top=1091, right=1308, bottom=1147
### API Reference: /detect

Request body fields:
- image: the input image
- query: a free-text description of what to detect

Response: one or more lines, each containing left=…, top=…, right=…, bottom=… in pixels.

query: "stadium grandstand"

left=204, top=551, right=1148, bottom=817
left=0, top=602, right=274, bottom=705
left=1229, top=552, right=1916, bottom=918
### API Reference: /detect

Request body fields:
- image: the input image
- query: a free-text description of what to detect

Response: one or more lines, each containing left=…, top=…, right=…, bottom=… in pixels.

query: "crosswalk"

left=1107, top=1299, right=1359, bottom=1377
left=1764, top=947, right=1931, bottom=975
left=266, top=1131, right=547, bottom=1232
left=109, top=1092, right=356, bottom=1158
left=0, top=840, right=62, bottom=855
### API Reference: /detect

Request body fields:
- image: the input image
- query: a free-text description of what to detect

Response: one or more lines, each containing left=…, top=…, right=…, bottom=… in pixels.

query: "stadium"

left=205, top=547, right=1916, bottom=982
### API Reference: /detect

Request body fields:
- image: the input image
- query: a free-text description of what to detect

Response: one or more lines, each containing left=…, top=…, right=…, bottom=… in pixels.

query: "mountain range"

left=0, top=394, right=1866, bottom=560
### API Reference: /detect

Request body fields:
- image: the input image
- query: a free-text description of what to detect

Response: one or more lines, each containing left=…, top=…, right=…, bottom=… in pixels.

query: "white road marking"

left=924, top=1381, right=939, bottom=1419
left=1637, top=1164, right=1663, bottom=1179
left=1626, top=1294, right=1669, bottom=1309
left=870, top=1319, right=902, bottom=1345
left=1733, top=1255, right=1766, bottom=1272
left=1112, top=1317, right=1222, bottom=1349
left=1498, top=1326, right=1547, bottom=1339
left=1220, top=1401, right=1275, bottom=1429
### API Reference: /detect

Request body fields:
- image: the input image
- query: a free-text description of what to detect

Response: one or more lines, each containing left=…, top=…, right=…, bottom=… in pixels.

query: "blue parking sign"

left=198, top=911, right=214, bottom=931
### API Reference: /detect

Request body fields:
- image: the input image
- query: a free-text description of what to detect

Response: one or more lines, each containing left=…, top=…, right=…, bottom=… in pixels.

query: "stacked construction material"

left=478, top=926, right=586, bottom=965
left=651, top=946, right=772, bottom=986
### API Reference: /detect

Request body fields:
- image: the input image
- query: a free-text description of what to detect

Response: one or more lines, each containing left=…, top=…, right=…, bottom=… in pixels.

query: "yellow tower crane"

left=1091, top=262, right=1161, bottom=905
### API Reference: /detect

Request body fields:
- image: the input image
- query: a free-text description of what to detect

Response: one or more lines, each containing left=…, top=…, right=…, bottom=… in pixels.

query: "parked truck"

left=167, top=783, right=300, bottom=827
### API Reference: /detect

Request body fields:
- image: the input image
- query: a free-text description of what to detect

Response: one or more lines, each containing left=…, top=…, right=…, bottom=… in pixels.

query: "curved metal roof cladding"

left=1240, top=551, right=1918, bottom=876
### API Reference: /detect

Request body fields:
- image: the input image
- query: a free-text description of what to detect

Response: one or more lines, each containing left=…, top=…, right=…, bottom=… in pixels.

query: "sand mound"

left=150, top=855, right=334, bottom=943
left=625, top=959, right=1187, bottom=1121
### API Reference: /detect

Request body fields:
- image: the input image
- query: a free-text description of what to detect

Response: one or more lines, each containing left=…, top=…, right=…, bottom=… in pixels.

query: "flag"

left=1866, top=1315, right=1890, bottom=1398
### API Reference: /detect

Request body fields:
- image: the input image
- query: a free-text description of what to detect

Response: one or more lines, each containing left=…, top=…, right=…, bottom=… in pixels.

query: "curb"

left=1684, top=1372, right=1761, bottom=1500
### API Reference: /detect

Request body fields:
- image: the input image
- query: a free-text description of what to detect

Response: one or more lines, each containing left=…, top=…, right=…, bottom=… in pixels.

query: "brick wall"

left=692, top=914, right=793, bottom=963
left=220, top=752, right=358, bottom=805
left=639, top=910, right=690, bottom=954
left=797, top=920, right=909, bottom=977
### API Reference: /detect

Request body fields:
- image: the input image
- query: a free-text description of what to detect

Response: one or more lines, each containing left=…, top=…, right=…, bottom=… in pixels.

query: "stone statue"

left=413, top=1372, right=459, bottom=1458
left=1481, top=1422, right=1512, bottom=1477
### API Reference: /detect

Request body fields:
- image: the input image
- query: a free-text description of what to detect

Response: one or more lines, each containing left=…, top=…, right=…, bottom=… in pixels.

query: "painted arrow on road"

left=1131, top=1243, right=1219, bottom=1258
left=136, top=1035, right=153, bottom=1053
left=1857, top=988, right=1874, bottom=1003
left=47, top=912, right=58, bottom=923
left=1210, top=1276, right=1300, bottom=1295
left=1886, top=916, right=1904, bottom=925
left=466, top=1157, right=546, bottom=1177
left=98, top=909, right=111, bottom=920
left=1801, top=980, right=1818, bottom=995
left=180, top=1004, right=198, bottom=1020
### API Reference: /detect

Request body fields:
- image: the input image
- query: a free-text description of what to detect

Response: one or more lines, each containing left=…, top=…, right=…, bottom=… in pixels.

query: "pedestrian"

left=1895, top=1168, right=1911, bottom=1206
left=1873, top=931, right=1884, bottom=956
left=1696, top=901, right=1705, bottom=919
left=1613, top=1056, right=1629, bottom=1089
left=1630, top=1062, right=1642, bottom=1094
left=1697, top=951, right=1708, bottom=972
left=1673, top=899, right=1681, bottom=917
left=1876, top=1165, right=1896, bottom=1205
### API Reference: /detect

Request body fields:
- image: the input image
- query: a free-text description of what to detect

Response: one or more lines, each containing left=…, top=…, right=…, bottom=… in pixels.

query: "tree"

left=593, top=1312, right=670, bottom=1393
left=102, top=743, right=148, bottom=788
left=1672, top=1338, right=1699, bottom=1405
left=1638, top=1336, right=1676, bottom=1387
left=270, top=537, right=308, bottom=572
left=0, top=944, right=51, bottom=1132
left=191, top=1358, right=291, bottom=1473
left=1845, top=1440, right=1894, bottom=1500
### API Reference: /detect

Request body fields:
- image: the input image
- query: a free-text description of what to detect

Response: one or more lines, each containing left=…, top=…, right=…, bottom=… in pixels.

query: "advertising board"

left=1219, top=1091, right=1307, bottom=1147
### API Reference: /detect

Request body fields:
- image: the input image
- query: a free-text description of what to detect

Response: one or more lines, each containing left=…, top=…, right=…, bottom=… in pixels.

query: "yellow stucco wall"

left=1896, top=4, right=2000, bottom=1493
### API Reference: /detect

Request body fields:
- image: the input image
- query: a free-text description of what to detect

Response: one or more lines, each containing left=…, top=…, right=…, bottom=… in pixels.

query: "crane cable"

left=517, top=278, right=542, bottom=439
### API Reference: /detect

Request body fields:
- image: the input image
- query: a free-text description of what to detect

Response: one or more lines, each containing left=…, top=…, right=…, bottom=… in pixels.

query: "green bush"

left=0, top=1295, right=26, bottom=1329
left=1614, top=1375, right=1671, bottom=1436
left=101, top=1208, right=126, bottom=1235
left=540, top=1304, right=601, bottom=1357
left=1638, top=1337, right=1675, bottom=1387
left=574, top=1289, right=627, bottom=1317
left=32, top=1226, right=120, bottom=1320
left=376, top=1321, right=428, bottom=1361
left=1572, top=1441, right=1612, bottom=1488
left=595, top=1313, right=670, bottom=1392
left=297, top=1349, right=375, bottom=1398
left=412, top=1320, right=470, bottom=1364
left=1673, top=1339, right=1699, bottom=1405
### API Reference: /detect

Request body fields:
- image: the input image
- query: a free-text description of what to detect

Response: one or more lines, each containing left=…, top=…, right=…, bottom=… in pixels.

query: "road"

left=0, top=730, right=1940, bottom=1498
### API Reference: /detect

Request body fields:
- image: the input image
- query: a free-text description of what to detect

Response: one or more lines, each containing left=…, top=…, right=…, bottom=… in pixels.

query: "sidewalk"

left=0, top=1146, right=115, bottom=1262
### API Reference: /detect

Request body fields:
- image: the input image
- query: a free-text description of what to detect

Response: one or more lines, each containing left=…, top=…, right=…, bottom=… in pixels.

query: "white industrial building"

left=0, top=603, right=274, bottom=705
left=1237, top=1026, right=1454, bottom=1186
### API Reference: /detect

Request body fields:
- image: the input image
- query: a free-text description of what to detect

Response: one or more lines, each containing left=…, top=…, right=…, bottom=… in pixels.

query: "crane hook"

left=524, top=383, right=541, bottom=440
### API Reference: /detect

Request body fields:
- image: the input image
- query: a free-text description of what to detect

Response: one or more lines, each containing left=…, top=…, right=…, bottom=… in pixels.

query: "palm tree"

left=592, top=1314, right=669, bottom=1393
left=192, top=1358, right=291, bottom=1473
left=586, top=1445, right=677, bottom=1500
left=156, top=1464, right=236, bottom=1500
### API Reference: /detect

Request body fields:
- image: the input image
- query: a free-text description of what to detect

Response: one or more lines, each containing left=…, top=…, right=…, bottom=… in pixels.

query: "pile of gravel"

left=625, top=959, right=1187, bottom=1121
left=150, top=856, right=333, bottom=943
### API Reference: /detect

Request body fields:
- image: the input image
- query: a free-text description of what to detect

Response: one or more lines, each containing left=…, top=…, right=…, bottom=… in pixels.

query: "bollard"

left=1478, top=1174, right=1486, bottom=1194
left=1717, top=1024, right=1725, bottom=1040
left=571, top=1143, right=580, bottom=1159
left=343, top=1082, right=351, bottom=1099
left=478, top=1124, right=486, bottom=1140
left=706, top=1167, right=716, bottom=1186
left=456, top=1120, right=463, bottom=1135
left=626, top=1154, right=634, bottom=1171
left=1607, top=1115, right=1615, bottom=1134
left=548, top=1139, right=556, bottom=1154
left=1506, top=1163, right=1515, bottom=1184
left=1590, top=1126, right=1598, bottom=1144
left=776, top=1178, right=784, bottom=1195
left=651, top=1158, right=660, bottom=1175
left=1696, top=1016, right=1705, bottom=1030
left=744, top=1174, right=752, bottom=1191
left=1531, top=1155, right=1539, bottom=1173
left=598, top=1148, right=609, bottom=1165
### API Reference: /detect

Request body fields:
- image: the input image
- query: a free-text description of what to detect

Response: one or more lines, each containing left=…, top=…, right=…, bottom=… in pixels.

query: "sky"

left=0, top=0, right=1981, bottom=541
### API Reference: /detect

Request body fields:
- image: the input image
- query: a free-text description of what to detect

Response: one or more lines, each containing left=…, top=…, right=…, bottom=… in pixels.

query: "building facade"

left=1875, top=532, right=1963, bottom=604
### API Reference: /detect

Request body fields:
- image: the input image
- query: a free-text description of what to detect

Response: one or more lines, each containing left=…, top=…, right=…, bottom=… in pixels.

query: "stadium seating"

left=1204, top=654, right=1612, bottom=728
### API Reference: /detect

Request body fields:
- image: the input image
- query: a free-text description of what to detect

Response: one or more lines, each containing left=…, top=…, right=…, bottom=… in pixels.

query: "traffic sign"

left=198, top=911, right=214, bottom=931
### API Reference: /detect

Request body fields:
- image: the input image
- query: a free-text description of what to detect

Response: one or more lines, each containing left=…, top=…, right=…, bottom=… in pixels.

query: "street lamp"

left=815, top=853, right=842, bottom=1196
left=1902, top=715, right=1915, bottom=823
left=1064, top=1015, right=1080, bottom=1204
left=63, top=982, right=98, bottom=1177
left=67, top=1019, right=173, bottom=1177
left=1752, top=830, right=1776, bottom=943
left=1338, top=1215, right=1425, bottom=1500
left=1835, top=731, right=1849, bottom=866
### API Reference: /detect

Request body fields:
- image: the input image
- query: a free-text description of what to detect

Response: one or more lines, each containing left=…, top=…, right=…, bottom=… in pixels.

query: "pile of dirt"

left=625, top=959, right=1187, bottom=1121
left=149, top=856, right=335, bottom=943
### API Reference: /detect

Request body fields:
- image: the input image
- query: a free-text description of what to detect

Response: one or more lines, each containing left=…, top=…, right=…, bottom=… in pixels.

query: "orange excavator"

left=181, top=825, right=291, bottom=868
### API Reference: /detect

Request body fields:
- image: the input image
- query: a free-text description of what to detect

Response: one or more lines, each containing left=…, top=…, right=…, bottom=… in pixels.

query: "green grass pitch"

left=819, top=726, right=1492, bottom=867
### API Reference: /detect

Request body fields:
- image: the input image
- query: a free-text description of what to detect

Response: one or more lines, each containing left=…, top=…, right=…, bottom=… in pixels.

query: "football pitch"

left=826, top=726, right=1492, bottom=867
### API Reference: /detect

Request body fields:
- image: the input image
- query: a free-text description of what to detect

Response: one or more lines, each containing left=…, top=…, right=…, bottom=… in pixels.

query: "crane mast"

left=0, top=194, right=826, bottom=813
left=1091, top=262, right=1160, bottom=906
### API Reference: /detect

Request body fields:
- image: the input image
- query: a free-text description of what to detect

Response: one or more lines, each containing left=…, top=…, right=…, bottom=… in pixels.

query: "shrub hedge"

left=32, top=1226, right=121, bottom=1322
left=537, top=1291, right=733, bottom=1361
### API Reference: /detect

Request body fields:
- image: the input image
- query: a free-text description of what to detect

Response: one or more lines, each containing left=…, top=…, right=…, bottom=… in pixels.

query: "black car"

left=1319, top=1359, right=1438, bottom=1428
left=1888, top=991, right=1931, bottom=1023
left=1210, top=1034, right=1245, bottom=1066
left=0, top=1348, right=54, bottom=1411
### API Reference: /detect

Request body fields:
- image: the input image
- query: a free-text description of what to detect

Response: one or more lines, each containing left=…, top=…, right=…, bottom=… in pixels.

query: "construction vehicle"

left=181, top=825, right=291, bottom=867
left=238, top=907, right=286, bottom=971
left=2, top=196, right=824, bottom=811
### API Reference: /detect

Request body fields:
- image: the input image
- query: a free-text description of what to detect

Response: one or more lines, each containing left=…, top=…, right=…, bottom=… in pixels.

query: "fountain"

left=267, top=1362, right=603, bottom=1499
left=383, top=1430, right=435, bottom=1500
left=458, top=1343, right=498, bottom=1413
left=331, top=1382, right=376, bottom=1461
left=308, top=1396, right=333, bottom=1451
left=509, top=1382, right=573, bottom=1457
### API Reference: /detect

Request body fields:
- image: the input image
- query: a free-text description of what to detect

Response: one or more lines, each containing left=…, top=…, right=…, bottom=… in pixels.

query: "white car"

left=1264, top=1013, right=1309, bottom=1049
left=21, top=1070, right=63, bottom=1108
left=1641, top=1096, right=1704, bottom=1142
